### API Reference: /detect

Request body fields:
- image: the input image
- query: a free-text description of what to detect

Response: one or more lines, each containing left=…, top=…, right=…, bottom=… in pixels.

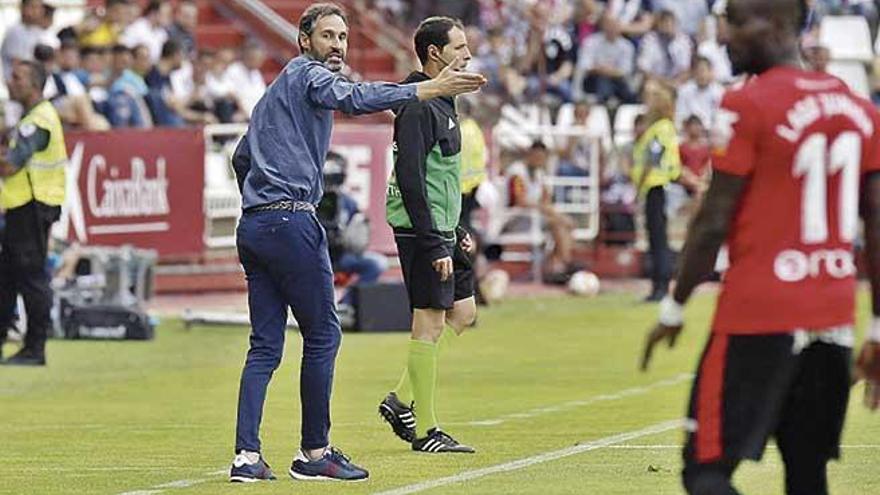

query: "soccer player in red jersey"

left=640, top=0, right=880, bottom=493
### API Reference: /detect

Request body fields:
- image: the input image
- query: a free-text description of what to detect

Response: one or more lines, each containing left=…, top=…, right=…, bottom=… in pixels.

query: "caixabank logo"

left=62, top=141, right=171, bottom=244
left=58, top=129, right=206, bottom=257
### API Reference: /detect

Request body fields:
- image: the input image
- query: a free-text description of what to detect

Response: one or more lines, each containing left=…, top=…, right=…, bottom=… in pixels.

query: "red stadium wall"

left=63, top=128, right=206, bottom=257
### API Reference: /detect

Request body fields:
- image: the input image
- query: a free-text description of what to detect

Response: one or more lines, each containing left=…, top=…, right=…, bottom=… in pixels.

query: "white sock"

left=235, top=450, right=260, bottom=465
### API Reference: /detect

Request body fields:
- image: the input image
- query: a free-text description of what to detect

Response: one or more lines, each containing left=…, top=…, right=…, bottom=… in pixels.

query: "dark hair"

left=160, top=39, right=182, bottom=59
left=112, top=44, right=132, bottom=56
left=17, top=60, right=47, bottom=92
left=196, top=49, right=215, bottom=61
left=33, top=43, right=54, bottom=63
left=144, top=0, right=162, bottom=16
left=298, top=3, right=348, bottom=52
left=684, top=115, right=704, bottom=128
left=798, top=0, right=810, bottom=32
left=693, top=55, right=712, bottom=70
left=106, top=0, right=129, bottom=8
left=80, top=46, right=101, bottom=57
left=656, top=9, right=677, bottom=23
left=529, top=140, right=548, bottom=151
left=59, top=38, right=78, bottom=50
left=414, top=16, right=464, bottom=65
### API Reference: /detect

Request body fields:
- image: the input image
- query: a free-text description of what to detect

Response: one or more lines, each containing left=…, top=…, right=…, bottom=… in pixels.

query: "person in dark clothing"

left=379, top=16, right=478, bottom=455
left=0, top=61, right=67, bottom=366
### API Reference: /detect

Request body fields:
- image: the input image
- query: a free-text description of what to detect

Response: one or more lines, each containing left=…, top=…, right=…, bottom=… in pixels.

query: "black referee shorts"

left=682, top=330, right=851, bottom=494
left=394, top=234, right=474, bottom=311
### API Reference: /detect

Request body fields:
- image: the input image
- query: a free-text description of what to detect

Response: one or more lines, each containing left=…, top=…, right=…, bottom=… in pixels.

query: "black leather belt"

left=245, top=200, right=315, bottom=214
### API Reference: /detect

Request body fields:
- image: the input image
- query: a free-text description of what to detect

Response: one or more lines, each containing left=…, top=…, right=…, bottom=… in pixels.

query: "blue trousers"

left=335, top=252, right=388, bottom=305
left=234, top=210, right=342, bottom=452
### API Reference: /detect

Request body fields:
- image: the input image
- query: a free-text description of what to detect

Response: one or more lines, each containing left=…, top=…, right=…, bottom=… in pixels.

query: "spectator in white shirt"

left=604, top=0, right=655, bottom=38
left=573, top=14, right=637, bottom=103
left=695, top=15, right=733, bottom=84
left=204, top=48, right=246, bottom=123
left=119, top=0, right=172, bottom=62
left=652, top=0, right=708, bottom=37
left=637, top=10, right=692, bottom=86
left=1, top=0, right=48, bottom=80
left=674, top=56, right=723, bottom=129
left=225, top=42, right=267, bottom=116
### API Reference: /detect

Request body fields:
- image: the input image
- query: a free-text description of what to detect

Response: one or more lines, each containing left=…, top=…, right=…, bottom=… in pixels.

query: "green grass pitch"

left=2, top=292, right=879, bottom=494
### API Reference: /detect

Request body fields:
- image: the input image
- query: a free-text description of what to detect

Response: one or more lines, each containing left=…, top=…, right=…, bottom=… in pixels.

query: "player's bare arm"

left=856, top=172, right=880, bottom=409
left=640, top=171, right=747, bottom=371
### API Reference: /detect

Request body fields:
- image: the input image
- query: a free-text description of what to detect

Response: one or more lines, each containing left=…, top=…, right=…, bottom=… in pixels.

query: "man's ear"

left=299, top=32, right=311, bottom=53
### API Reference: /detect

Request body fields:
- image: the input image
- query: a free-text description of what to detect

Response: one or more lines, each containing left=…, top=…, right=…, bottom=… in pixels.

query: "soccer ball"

left=567, top=271, right=600, bottom=297
left=480, top=269, right=510, bottom=304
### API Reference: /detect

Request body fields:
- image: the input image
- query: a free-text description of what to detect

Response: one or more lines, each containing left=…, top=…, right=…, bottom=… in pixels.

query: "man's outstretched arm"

left=305, top=59, right=485, bottom=115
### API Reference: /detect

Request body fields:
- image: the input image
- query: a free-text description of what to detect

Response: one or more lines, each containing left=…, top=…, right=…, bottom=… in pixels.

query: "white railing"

left=203, top=124, right=248, bottom=249
left=229, top=0, right=298, bottom=45
left=488, top=124, right=602, bottom=279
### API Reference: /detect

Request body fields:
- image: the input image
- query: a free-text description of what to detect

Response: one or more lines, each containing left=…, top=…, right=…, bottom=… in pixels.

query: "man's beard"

left=318, top=50, right=345, bottom=71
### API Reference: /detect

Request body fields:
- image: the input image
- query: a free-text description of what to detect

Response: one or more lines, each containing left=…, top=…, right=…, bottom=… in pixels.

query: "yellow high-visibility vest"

left=459, top=117, right=487, bottom=195
left=1, top=100, right=67, bottom=210
left=630, top=118, right=681, bottom=195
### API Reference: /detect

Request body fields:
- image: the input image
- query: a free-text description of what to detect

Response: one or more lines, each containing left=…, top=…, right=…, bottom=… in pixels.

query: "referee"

left=0, top=60, right=67, bottom=367
left=227, top=3, right=485, bottom=483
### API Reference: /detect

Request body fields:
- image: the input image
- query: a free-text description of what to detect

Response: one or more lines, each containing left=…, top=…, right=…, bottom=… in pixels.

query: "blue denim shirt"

left=235, top=56, right=418, bottom=209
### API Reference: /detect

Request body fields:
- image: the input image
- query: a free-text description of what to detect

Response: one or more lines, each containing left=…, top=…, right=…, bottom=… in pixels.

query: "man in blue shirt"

left=227, top=2, right=485, bottom=484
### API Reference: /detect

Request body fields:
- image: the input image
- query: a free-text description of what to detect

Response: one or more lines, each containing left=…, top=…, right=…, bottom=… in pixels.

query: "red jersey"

left=680, top=141, right=711, bottom=177
left=711, top=66, right=880, bottom=334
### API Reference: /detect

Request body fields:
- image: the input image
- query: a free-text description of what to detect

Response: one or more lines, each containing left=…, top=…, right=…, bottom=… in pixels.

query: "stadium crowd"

left=1, top=0, right=269, bottom=131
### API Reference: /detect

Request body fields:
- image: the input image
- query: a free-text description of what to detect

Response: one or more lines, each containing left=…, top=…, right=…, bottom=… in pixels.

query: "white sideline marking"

left=116, top=469, right=225, bottom=495
left=371, top=419, right=685, bottom=495
left=459, top=374, right=692, bottom=427
left=152, top=479, right=209, bottom=489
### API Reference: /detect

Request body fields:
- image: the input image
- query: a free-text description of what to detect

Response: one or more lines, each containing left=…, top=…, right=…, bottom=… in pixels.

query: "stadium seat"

left=613, top=104, right=647, bottom=148
left=204, top=145, right=241, bottom=221
left=827, top=61, right=871, bottom=98
left=820, top=16, right=874, bottom=63
left=495, top=103, right=554, bottom=150
left=555, top=103, right=613, bottom=152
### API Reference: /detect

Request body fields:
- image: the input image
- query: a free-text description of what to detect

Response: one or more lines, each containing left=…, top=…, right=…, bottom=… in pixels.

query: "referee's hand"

left=432, top=256, right=453, bottom=282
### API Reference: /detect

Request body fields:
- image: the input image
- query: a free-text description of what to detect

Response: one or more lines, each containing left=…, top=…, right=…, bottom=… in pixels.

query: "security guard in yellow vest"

left=631, top=80, right=681, bottom=303
left=457, top=97, right=486, bottom=233
left=0, top=60, right=67, bottom=366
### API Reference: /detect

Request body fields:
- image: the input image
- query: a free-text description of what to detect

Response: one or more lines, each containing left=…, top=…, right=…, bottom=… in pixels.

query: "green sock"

left=394, top=328, right=456, bottom=405
left=392, top=366, right=412, bottom=405
left=438, top=326, right=457, bottom=353
left=408, top=339, right=439, bottom=438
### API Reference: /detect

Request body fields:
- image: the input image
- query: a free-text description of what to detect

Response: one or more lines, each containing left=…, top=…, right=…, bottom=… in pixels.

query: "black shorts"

left=395, top=234, right=475, bottom=310
left=684, top=330, right=851, bottom=469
